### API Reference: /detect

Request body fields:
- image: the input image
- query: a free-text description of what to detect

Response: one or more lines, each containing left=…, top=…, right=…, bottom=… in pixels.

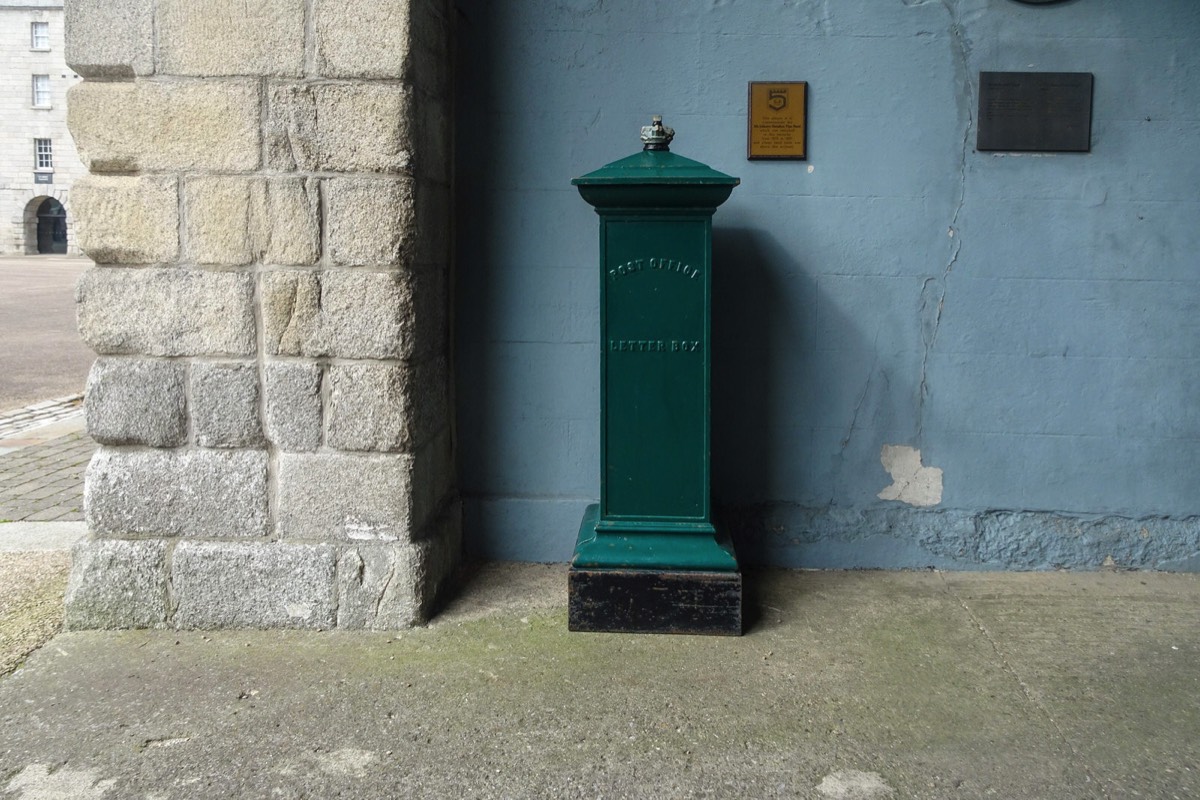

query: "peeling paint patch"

left=817, top=769, right=895, bottom=799
left=878, top=445, right=943, bottom=507
left=4, top=764, right=116, bottom=800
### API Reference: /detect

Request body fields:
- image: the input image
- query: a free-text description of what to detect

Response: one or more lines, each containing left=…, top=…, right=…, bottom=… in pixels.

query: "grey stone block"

left=321, top=271, right=415, bottom=357
left=264, top=83, right=317, bottom=172
left=433, top=513, right=461, bottom=594
left=69, top=81, right=260, bottom=173
left=413, top=180, right=451, bottom=267
left=335, top=499, right=460, bottom=629
left=185, top=177, right=320, bottom=267
left=63, top=539, right=167, bottom=629
left=85, top=358, right=187, bottom=447
left=262, top=270, right=434, bottom=359
left=314, top=0, right=410, bottom=79
left=326, top=364, right=406, bottom=452
left=428, top=496, right=463, bottom=580
left=65, top=0, right=153, bottom=78
left=264, top=362, right=322, bottom=451
left=191, top=362, right=264, bottom=448
left=262, top=178, right=323, bottom=265
left=410, top=0, right=451, bottom=97
left=277, top=452, right=414, bottom=542
left=335, top=542, right=427, bottom=629
left=86, top=448, right=268, bottom=538
left=415, top=97, right=451, bottom=184
left=327, top=359, right=447, bottom=452
left=171, top=542, right=335, bottom=629
left=77, top=268, right=256, bottom=357
left=336, top=500, right=460, bottom=628
left=327, top=178, right=415, bottom=267
left=183, top=177, right=254, bottom=266
left=406, top=267, right=449, bottom=359
left=414, top=497, right=462, bottom=618
left=157, top=0, right=305, bottom=77
left=70, top=176, right=178, bottom=264
left=411, top=426, right=455, bottom=533
left=266, top=83, right=412, bottom=173
left=261, top=271, right=321, bottom=355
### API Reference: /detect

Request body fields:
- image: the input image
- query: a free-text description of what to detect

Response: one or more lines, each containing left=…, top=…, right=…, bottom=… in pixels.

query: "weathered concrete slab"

left=942, top=571, right=1200, bottom=798
left=0, top=550, right=68, bottom=675
left=4, top=568, right=1195, bottom=798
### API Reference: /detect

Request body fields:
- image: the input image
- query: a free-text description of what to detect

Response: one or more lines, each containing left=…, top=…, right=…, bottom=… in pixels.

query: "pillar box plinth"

left=568, top=117, right=742, bottom=635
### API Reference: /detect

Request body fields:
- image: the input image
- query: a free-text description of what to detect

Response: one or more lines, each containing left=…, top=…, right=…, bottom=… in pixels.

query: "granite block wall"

left=63, top=0, right=458, bottom=629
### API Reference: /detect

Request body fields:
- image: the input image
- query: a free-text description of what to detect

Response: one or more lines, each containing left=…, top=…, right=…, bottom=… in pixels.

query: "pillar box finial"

left=640, top=115, right=674, bottom=151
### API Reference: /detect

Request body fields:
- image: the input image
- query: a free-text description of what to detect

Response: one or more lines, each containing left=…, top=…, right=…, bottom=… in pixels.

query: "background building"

left=0, top=0, right=84, bottom=255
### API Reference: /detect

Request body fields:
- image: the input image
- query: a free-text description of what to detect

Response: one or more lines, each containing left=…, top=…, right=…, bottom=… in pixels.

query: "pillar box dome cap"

left=572, top=116, right=739, bottom=210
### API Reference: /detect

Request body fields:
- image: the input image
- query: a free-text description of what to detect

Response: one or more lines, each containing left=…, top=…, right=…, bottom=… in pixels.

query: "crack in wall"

left=917, top=0, right=973, bottom=445
left=372, top=554, right=398, bottom=623
left=817, top=0, right=833, bottom=34
left=840, top=332, right=881, bottom=453
left=276, top=275, right=301, bottom=351
left=830, top=332, right=881, bottom=506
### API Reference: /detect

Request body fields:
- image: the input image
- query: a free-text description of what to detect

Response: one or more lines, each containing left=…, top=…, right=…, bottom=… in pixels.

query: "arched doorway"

left=35, top=198, right=68, bottom=254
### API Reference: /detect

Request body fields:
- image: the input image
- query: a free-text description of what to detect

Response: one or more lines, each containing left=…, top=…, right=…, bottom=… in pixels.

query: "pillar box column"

left=568, top=117, right=742, bottom=635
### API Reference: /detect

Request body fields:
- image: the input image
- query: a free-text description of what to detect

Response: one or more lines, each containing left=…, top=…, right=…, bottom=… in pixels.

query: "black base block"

left=568, top=567, right=743, bottom=636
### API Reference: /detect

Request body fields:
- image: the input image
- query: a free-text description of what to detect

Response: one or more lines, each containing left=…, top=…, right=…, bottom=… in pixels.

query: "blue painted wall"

left=454, top=0, right=1200, bottom=570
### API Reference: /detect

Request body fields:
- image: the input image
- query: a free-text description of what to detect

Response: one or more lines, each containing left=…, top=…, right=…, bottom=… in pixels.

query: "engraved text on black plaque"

left=977, top=72, right=1093, bottom=153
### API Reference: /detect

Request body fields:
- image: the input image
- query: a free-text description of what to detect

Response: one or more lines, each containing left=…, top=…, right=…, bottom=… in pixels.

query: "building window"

left=32, top=75, right=50, bottom=107
left=35, top=139, right=53, bottom=170
left=31, top=21, right=50, bottom=50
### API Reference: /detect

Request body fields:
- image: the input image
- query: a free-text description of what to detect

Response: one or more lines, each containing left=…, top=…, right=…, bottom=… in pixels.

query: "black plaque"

left=977, top=72, right=1093, bottom=152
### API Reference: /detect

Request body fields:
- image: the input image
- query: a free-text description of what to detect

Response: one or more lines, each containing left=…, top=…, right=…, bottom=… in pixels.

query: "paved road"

left=0, top=255, right=94, bottom=413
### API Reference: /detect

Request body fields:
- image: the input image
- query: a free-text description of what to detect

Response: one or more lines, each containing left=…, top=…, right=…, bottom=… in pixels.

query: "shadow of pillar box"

left=568, top=117, right=742, bottom=636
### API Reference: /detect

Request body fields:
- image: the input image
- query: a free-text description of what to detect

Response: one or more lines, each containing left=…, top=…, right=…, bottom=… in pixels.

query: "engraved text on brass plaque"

left=747, top=81, right=807, bottom=160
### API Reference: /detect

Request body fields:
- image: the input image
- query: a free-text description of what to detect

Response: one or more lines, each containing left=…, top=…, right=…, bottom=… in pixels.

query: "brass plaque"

left=747, top=81, right=807, bottom=160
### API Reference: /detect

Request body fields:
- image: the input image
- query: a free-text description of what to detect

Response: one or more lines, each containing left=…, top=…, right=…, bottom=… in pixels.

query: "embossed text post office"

left=568, top=117, right=743, bottom=635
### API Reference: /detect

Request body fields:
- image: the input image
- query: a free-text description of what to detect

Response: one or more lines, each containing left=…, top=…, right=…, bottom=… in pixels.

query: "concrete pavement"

left=0, top=547, right=69, bottom=676
left=1, top=565, right=1198, bottom=799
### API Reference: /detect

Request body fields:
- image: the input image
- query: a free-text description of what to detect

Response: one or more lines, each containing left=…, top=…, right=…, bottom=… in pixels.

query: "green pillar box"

left=568, top=117, right=742, bottom=636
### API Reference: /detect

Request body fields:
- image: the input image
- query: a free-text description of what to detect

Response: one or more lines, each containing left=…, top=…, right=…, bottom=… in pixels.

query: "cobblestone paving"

left=0, top=395, right=83, bottom=440
left=0, top=431, right=93, bottom=523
